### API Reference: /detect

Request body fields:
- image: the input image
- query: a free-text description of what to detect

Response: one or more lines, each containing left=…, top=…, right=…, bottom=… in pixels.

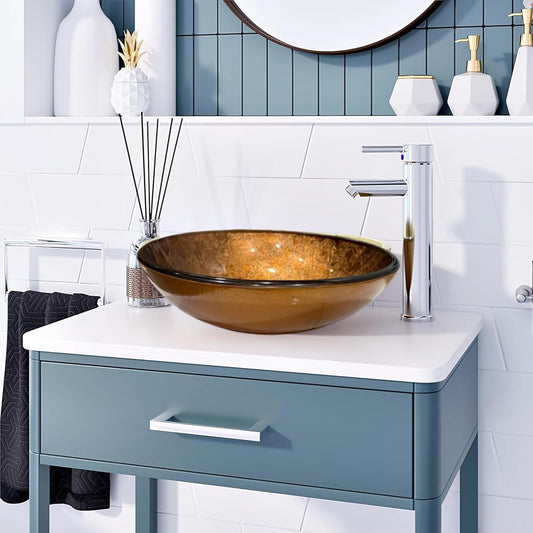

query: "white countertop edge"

left=23, top=303, right=483, bottom=384
left=30, top=332, right=479, bottom=383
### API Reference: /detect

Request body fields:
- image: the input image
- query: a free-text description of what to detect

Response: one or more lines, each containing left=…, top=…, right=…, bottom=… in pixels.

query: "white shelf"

left=22, top=115, right=533, bottom=125
left=5, top=2, right=531, bottom=127
left=5, top=2, right=530, bottom=126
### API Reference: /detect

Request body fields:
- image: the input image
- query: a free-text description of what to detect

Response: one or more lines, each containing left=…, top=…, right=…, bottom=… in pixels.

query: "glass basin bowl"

left=137, top=230, right=399, bottom=334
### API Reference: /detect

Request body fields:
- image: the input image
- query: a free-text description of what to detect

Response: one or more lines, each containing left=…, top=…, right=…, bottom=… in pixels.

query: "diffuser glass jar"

left=127, top=219, right=168, bottom=307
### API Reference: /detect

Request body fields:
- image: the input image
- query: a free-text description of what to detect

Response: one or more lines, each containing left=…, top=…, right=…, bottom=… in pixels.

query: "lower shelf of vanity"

left=34, top=339, right=478, bottom=511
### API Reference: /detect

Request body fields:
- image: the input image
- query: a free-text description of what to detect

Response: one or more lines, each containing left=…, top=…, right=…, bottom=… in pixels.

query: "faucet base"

left=402, top=314, right=435, bottom=323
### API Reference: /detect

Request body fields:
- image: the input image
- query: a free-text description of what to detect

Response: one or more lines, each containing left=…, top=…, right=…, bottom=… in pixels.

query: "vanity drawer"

left=40, top=362, right=413, bottom=497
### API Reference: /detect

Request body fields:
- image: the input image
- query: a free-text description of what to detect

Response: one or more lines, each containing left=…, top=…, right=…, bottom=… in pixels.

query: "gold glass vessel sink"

left=137, top=230, right=399, bottom=334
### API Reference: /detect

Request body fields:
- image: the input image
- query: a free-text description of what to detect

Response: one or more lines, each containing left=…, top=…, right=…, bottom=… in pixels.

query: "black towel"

left=0, top=291, right=110, bottom=510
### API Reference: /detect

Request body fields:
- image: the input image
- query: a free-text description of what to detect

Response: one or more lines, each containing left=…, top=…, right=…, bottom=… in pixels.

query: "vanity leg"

left=414, top=498, right=441, bottom=533
left=29, top=452, right=50, bottom=533
left=135, top=477, right=157, bottom=533
left=460, top=435, right=478, bottom=533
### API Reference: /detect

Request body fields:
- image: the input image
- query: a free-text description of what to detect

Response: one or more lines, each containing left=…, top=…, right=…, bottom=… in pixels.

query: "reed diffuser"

left=119, top=113, right=183, bottom=307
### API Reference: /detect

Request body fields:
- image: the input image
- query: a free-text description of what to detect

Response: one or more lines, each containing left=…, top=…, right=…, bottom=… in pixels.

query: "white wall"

left=0, top=119, right=532, bottom=533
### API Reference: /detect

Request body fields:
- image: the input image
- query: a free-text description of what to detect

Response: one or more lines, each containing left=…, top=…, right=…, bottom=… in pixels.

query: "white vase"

left=111, top=67, right=151, bottom=116
left=135, top=0, right=176, bottom=116
left=54, top=0, right=118, bottom=116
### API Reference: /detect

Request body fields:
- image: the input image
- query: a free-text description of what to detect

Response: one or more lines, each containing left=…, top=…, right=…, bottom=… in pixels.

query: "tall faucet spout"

left=347, top=144, right=434, bottom=322
left=346, top=179, right=408, bottom=198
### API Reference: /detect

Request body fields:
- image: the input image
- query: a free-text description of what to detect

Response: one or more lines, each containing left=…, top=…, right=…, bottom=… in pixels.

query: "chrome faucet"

left=346, top=144, right=434, bottom=322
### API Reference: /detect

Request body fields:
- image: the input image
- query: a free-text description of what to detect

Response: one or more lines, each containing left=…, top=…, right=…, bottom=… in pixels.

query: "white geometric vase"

left=111, top=67, right=151, bottom=116
left=389, top=76, right=443, bottom=116
left=54, top=0, right=118, bottom=116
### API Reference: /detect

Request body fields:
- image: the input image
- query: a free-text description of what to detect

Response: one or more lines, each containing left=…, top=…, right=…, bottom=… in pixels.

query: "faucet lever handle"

left=362, top=145, right=404, bottom=153
left=363, top=144, right=432, bottom=163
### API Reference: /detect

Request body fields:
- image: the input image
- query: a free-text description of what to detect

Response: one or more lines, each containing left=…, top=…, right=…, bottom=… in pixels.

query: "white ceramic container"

left=448, top=72, right=499, bottom=116
left=507, top=46, right=533, bottom=115
left=135, top=0, right=176, bottom=116
left=54, top=0, right=118, bottom=116
left=389, top=76, right=443, bottom=116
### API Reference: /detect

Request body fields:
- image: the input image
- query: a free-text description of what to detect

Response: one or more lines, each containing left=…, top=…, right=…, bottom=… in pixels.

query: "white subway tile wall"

left=0, top=121, right=532, bottom=532
left=0, top=174, right=37, bottom=227
left=187, top=124, right=313, bottom=178
left=241, top=178, right=368, bottom=235
left=429, top=125, right=533, bottom=183
left=192, top=484, right=307, bottom=529
left=302, top=124, right=435, bottom=180
left=28, top=173, right=135, bottom=231
left=479, top=495, right=533, bottom=533
left=0, top=125, right=88, bottom=174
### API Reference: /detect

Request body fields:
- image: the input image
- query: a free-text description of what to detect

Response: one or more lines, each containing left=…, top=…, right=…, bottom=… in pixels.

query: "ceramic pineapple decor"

left=111, top=30, right=150, bottom=117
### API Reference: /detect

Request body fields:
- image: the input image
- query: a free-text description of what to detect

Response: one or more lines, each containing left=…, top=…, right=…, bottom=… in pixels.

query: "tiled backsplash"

left=103, top=0, right=526, bottom=116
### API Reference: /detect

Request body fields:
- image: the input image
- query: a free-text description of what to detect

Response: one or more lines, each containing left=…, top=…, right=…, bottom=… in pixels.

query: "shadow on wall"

left=434, top=166, right=506, bottom=310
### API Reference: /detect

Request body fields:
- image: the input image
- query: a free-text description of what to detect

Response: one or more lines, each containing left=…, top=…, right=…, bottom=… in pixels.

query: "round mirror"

left=224, top=0, right=442, bottom=54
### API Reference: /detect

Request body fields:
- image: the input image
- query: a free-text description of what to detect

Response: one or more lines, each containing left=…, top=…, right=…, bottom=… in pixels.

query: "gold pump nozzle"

left=509, top=8, right=533, bottom=47
left=455, top=35, right=482, bottom=73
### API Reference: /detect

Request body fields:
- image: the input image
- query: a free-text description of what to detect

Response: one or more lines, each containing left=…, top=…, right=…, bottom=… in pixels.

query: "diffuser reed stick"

left=154, top=117, right=174, bottom=219
left=118, top=115, right=144, bottom=220
left=157, top=117, right=183, bottom=220
left=118, top=114, right=184, bottom=223
left=146, top=121, right=151, bottom=219
left=151, top=119, right=159, bottom=219
left=140, top=113, right=148, bottom=218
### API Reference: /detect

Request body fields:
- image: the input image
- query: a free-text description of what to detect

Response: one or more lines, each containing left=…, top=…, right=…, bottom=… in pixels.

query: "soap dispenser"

left=448, top=35, right=499, bottom=116
left=507, top=8, right=533, bottom=115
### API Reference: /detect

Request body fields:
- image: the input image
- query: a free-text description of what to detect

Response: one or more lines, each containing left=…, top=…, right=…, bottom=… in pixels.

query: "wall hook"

left=515, top=261, right=533, bottom=303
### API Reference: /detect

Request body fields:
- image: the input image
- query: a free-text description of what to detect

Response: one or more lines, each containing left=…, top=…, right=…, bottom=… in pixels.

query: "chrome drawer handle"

left=149, top=412, right=268, bottom=442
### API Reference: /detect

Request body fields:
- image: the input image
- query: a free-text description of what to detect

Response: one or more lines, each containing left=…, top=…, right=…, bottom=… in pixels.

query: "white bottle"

left=448, top=35, right=499, bottom=116
left=507, top=8, right=533, bottom=115
left=135, top=0, right=176, bottom=116
left=54, top=0, right=118, bottom=116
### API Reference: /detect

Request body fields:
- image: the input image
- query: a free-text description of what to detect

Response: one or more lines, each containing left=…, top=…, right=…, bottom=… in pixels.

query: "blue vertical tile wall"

left=103, top=0, right=522, bottom=116
left=293, top=52, right=319, bottom=116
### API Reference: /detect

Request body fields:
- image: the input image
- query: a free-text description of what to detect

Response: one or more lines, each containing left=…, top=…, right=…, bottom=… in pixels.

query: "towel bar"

left=3, top=238, right=106, bottom=305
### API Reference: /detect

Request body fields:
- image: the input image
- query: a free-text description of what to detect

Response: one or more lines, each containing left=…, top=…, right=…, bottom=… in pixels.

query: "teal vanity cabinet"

left=24, top=301, right=482, bottom=533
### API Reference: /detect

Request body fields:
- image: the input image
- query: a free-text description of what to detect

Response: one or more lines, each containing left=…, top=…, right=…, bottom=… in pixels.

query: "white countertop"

left=23, top=300, right=482, bottom=384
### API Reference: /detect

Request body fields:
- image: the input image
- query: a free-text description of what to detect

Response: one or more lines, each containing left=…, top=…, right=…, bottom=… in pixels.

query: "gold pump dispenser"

left=509, top=8, right=533, bottom=47
left=455, top=35, right=482, bottom=73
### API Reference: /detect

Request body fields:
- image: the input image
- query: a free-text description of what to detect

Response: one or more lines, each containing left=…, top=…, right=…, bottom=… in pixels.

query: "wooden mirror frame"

left=223, top=1, right=443, bottom=55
